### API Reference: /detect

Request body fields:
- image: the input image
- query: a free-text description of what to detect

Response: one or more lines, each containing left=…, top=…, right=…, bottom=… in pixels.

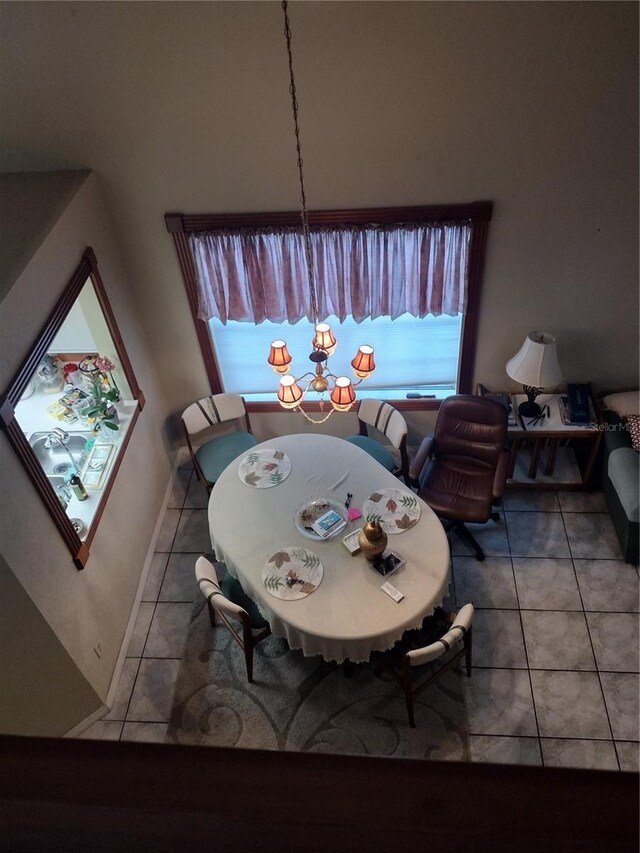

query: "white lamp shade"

left=506, top=331, right=562, bottom=388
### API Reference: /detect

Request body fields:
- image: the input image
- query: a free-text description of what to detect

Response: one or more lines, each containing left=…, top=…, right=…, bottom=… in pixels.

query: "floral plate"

left=362, top=488, right=421, bottom=534
left=238, top=448, right=292, bottom=488
left=262, top=547, right=324, bottom=600
left=294, top=498, right=348, bottom=541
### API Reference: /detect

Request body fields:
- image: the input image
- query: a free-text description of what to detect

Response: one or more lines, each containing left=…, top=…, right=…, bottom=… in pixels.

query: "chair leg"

left=244, top=643, right=254, bottom=683
left=464, top=628, right=473, bottom=677
left=405, top=688, right=416, bottom=728
left=242, top=620, right=254, bottom=683
left=401, top=659, right=416, bottom=727
left=454, top=522, right=486, bottom=561
left=207, top=602, right=216, bottom=628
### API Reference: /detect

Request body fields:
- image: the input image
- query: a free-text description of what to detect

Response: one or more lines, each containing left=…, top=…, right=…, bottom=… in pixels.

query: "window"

left=0, top=248, right=144, bottom=569
left=210, top=313, right=462, bottom=401
left=166, top=203, right=492, bottom=409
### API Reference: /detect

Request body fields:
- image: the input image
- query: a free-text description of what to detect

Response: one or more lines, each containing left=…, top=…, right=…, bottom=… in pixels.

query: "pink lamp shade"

left=278, top=374, right=303, bottom=409
left=312, top=323, right=337, bottom=355
left=330, top=376, right=356, bottom=411
left=268, top=340, right=293, bottom=374
left=351, top=345, right=375, bottom=379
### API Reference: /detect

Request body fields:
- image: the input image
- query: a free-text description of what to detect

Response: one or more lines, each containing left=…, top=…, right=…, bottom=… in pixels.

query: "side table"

left=478, top=387, right=603, bottom=489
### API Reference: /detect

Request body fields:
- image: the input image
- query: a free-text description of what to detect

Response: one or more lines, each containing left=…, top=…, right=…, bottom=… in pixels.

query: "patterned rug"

left=166, top=572, right=470, bottom=761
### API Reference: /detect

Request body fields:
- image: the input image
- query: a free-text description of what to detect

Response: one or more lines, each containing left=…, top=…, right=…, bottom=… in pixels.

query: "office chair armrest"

left=409, top=436, right=435, bottom=484
left=492, top=448, right=510, bottom=499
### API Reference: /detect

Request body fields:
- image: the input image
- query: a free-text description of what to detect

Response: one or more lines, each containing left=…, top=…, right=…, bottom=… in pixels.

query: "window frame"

left=165, top=202, right=492, bottom=413
left=0, top=248, right=145, bottom=570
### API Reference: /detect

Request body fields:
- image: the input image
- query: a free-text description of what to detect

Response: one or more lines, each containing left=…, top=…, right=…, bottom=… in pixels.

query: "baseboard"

left=91, top=450, right=188, bottom=721
left=64, top=705, right=109, bottom=738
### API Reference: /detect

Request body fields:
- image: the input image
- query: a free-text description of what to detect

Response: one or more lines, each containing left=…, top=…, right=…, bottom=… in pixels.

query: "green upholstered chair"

left=195, top=556, right=270, bottom=683
left=181, top=393, right=258, bottom=491
left=347, top=399, right=409, bottom=483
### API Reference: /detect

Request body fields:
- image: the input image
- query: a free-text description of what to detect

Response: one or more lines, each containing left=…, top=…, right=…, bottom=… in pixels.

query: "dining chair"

left=382, top=603, right=475, bottom=728
left=195, top=556, right=271, bottom=683
left=346, top=399, right=409, bottom=483
left=181, top=393, right=258, bottom=491
left=409, top=395, right=509, bottom=561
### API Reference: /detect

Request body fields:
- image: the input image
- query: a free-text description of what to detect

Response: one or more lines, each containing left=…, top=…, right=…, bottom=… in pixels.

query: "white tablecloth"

left=208, top=434, right=450, bottom=663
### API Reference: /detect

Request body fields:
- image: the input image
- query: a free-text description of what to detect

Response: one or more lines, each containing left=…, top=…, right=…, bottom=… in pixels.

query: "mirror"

left=0, top=248, right=144, bottom=568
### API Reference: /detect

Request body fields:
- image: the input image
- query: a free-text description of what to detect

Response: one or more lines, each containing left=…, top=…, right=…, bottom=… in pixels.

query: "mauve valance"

left=189, top=221, right=471, bottom=324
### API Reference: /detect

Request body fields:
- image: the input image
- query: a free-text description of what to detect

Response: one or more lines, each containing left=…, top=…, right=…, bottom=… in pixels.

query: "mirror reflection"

left=14, top=278, right=136, bottom=538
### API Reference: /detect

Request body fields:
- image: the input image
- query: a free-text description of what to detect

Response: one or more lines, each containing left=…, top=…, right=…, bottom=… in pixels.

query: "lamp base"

left=517, top=400, right=542, bottom=418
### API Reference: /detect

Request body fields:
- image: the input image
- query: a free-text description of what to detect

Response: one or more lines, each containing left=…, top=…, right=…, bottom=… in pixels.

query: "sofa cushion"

left=602, top=391, right=640, bottom=418
left=608, top=447, right=640, bottom=523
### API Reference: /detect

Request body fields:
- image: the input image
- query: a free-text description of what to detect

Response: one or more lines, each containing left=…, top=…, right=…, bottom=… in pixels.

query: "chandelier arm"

left=295, top=404, right=339, bottom=425
left=282, top=0, right=318, bottom=327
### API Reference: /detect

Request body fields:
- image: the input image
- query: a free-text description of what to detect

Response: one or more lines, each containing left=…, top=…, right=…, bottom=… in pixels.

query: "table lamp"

left=506, top=331, right=562, bottom=417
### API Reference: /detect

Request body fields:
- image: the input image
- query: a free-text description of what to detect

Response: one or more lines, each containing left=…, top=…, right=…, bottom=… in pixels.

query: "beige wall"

left=0, top=554, right=101, bottom=736
left=0, top=2, right=636, bottom=417
left=0, top=174, right=171, bottom=718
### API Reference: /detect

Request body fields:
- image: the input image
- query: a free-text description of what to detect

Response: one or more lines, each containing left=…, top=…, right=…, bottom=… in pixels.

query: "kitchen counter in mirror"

left=20, top=400, right=138, bottom=539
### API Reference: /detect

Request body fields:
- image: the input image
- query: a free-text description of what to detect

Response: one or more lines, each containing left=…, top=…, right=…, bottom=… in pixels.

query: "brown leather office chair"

left=409, top=395, right=509, bottom=561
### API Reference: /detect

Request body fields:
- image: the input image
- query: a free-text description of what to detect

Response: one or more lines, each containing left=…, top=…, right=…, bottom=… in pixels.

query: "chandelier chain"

left=282, top=0, right=318, bottom=326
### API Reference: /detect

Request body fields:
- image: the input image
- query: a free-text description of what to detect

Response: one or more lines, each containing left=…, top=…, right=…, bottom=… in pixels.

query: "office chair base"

left=443, top=519, right=486, bottom=561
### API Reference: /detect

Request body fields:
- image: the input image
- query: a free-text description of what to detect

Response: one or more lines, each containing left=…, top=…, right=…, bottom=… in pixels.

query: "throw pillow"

left=625, top=414, right=640, bottom=451
left=602, top=391, right=640, bottom=418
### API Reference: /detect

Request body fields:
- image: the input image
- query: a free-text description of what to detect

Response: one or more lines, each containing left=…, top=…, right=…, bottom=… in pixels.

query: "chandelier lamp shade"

left=506, top=331, right=562, bottom=418
left=267, top=1, right=377, bottom=424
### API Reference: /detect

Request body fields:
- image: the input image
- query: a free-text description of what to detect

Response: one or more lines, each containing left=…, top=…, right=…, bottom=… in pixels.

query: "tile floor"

left=80, top=464, right=640, bottom=771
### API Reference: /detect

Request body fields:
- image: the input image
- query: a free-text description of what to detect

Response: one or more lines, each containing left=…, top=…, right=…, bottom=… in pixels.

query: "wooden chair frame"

left=205, top=596, right=271, bottom=683
left=357, top=407, right=410, bottom=484
left=182, top=394, right=254, bottom=492
left=382, top=625, right=473, bottom=728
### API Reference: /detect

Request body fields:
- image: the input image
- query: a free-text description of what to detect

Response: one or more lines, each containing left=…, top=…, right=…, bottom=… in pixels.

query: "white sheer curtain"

left=190, top=222, right=471, bottom=324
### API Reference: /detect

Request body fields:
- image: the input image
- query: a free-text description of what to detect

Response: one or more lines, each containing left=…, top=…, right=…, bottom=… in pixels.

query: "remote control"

left=381, top=581, right=404, bottom=602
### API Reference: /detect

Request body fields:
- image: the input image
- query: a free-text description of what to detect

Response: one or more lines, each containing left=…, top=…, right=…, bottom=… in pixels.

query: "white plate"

left=294, top=498, right=348, bottom=541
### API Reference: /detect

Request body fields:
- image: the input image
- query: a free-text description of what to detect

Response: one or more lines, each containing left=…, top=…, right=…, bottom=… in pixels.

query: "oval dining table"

left=207, top=433, right=451, bottom=663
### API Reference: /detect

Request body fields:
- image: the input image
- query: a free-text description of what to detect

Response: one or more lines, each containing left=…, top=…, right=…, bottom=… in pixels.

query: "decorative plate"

left=363, top=488, right=421, bottom=534
left=262, top=547, right=324, bottom=600
left=294, top=498, right=348, bottom=541
left=238, top=448, right=292, bottom=488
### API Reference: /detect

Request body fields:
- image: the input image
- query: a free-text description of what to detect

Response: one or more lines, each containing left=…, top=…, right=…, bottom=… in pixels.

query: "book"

left=371, top=550, right=405, bottom=577
left=559, top=395, right=595, bottom=428
left=311, top=508, right=347, bottom=538
left=342, top=529, right=361, bottom=555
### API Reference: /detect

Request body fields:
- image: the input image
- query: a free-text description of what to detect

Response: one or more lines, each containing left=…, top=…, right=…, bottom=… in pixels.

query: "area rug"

left=166, top=576, right=470, bottom=761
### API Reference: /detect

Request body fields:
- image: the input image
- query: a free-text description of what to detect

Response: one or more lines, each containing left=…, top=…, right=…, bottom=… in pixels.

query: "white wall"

left=0, top=2, right=636, bottom=419
left=0, top=173, right=171, bottom=721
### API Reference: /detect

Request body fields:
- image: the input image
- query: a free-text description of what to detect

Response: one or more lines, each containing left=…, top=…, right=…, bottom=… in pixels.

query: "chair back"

left=358, top=399, right=407, bottom=451
left=406, top=603, right=475, bottom=667
left=182, top=393, right=250, bottom=438
left=195, top=556, right=247, bottom=623
left=433, top=395, right=507, bottom=469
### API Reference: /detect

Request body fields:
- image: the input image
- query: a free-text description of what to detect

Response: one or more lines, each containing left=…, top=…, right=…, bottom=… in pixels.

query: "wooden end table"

left=479, top=387, right=603, bottom=490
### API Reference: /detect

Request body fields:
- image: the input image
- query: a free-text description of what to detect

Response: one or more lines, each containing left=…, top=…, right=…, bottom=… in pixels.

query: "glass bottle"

left=69, top=474, right=89, bottom=501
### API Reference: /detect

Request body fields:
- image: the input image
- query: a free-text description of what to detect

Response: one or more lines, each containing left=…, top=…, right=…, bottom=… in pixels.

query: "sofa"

left=599, top=391, right=639, bottom=565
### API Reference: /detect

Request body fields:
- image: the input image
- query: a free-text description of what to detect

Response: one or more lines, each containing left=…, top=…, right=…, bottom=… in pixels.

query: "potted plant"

left=82, top=356, right=121, bottom=431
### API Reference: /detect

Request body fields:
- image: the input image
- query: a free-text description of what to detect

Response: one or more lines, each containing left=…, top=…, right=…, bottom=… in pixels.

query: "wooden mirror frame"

left=0, top=247, right=144, bottom=570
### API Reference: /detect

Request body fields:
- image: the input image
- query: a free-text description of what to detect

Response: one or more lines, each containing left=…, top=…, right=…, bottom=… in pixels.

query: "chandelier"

left=267, top=1, right=376, bottom=425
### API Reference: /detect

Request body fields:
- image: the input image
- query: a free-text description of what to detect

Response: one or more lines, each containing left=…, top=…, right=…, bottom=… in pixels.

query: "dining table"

left=207, top=433, right=451, bottom=663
